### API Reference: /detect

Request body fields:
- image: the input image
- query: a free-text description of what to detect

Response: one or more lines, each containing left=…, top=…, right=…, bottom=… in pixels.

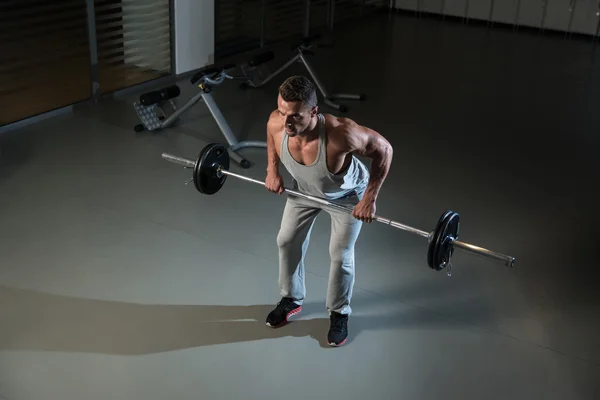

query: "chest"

left=277, top=134, right=350, bottom=175
left=287, top=138, right=319, bottom=165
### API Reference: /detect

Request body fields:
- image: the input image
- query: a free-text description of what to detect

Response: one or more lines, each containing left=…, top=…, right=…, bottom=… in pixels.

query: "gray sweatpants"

left=276, top=188, right=365, bottom=315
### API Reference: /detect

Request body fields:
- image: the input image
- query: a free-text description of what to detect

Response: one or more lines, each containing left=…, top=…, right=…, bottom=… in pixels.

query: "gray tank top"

left=280, top=113, right=370, bottom=200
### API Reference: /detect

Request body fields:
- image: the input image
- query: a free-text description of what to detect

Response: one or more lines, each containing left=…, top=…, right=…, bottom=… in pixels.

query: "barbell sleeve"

left=161, top=153, right=196, bottom=168
left=453, top=241, right=514, bottom=267
left=160, top=152, right=516, bottom=268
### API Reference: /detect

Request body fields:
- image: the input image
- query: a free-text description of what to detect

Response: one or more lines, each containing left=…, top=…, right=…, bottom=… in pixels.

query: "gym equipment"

left=133, top=85, right=181, bottom=132
left=161, top=143, right=516, bottom=274
left=132, top=55, right=273, bottom=169
left=241, top=35, right=366, bottom=113
left=238, top=51, right=275, bottom=83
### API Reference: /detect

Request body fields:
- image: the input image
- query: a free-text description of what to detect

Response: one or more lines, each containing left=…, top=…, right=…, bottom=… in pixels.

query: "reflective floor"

left=1, top=12, right=599, bottom=400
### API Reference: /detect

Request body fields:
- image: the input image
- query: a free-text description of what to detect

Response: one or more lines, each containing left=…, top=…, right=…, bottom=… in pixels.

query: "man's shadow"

left=0, top=284, right=490, bottom=354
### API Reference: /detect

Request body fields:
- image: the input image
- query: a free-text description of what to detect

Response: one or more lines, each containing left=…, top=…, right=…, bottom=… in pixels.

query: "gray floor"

left=1, top=12, right=599, bottom=400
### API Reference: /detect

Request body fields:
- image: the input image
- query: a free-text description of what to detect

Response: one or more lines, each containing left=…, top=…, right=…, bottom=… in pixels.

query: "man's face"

left=277, top=95, right=317, bottom=137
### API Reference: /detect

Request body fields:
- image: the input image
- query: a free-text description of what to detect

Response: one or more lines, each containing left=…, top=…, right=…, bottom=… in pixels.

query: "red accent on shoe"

left=266, top=305, right=302, bottom=328
left=328, top=337, right=347, bottom=347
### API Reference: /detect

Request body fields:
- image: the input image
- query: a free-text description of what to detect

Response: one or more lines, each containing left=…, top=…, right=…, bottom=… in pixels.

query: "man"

left=264, top=76, right=393, bottom=346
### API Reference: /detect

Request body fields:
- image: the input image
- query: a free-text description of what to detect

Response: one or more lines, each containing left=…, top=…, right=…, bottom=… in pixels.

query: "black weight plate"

left=427, top=210, right=454, bottom=269
left=432, top=211, right=460, bottom=271
left=193, top=143, right=230, bottom=195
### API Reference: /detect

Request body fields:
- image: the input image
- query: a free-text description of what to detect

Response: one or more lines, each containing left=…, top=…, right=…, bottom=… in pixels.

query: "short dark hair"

left=279, top=76, right=317, bottom=108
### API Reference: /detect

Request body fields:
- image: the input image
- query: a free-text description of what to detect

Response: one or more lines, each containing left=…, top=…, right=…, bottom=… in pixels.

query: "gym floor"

left=1, top=11, right=599, bottom=400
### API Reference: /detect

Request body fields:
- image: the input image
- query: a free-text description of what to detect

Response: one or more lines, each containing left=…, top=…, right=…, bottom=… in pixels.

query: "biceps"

left=351, top=128, right=384, bottom=157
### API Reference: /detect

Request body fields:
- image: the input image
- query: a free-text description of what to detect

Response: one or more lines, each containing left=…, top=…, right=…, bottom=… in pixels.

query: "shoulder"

left=323, top=113, right=358, bottom=136
left=322, top=114, right=367, bottom=150
left=322, top=113, right=391, bottom=155
left=267, top=109, right=280, bottom=126
left=267, top=110, right=283, bottom=135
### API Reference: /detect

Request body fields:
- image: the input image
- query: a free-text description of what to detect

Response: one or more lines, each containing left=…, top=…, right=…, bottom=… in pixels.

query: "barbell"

left=161, top=143, right=516, bottom=274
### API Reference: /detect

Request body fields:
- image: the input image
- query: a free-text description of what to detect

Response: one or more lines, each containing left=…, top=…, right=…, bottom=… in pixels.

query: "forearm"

left=364, top=144, right=393, bottom=202
left=266, top=129, right=279, bottom=174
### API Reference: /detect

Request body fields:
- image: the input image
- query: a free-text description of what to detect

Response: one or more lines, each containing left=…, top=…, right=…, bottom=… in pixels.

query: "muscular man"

left=264, top=76, right=393, bottom=346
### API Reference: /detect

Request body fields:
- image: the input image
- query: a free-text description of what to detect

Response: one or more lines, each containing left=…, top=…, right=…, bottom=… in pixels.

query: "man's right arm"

left=265, top=112, right=285, bottom=194
left=266, top=112, right=280, bottom=175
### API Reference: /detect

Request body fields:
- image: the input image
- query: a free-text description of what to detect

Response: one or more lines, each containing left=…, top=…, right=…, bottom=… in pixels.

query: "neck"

left=296, top=115, right=319, bottom=144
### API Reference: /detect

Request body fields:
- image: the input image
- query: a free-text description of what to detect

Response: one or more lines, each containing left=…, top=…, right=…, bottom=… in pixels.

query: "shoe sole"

left=266, top=306, right=302, bottom=328
left=327, top=337, right=347, bottom=347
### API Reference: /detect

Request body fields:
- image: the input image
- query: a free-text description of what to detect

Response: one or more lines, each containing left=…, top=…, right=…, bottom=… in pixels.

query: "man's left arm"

left=345, top=122, right=394, bottom=222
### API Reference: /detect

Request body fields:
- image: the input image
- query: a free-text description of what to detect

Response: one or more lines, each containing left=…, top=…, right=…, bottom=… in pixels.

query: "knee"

left=329, top=244, right=355, bottom=267
left=277, top=230, right=296, bottom=250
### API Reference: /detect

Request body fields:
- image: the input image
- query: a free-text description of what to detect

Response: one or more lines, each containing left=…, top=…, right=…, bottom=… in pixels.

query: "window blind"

left=94, top=0, right=172, bottom=94
left=215, top=0, right=263, bottom=59
left=0, top=0, right=92, bottom=125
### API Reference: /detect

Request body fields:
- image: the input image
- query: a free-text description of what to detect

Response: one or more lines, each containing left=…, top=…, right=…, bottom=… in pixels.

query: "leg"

left=325, top=200, right=363, bottom=316
left=323, top=190, right=365, bottom=346
left=277, top=196, right=320, bottom=303
left=266, top=197, right=320, bottom=327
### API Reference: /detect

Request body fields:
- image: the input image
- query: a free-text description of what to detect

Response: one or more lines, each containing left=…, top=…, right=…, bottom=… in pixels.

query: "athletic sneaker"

left=265, top=297, right=302, bottom=327
left=327, top=311, right=348, bottom=346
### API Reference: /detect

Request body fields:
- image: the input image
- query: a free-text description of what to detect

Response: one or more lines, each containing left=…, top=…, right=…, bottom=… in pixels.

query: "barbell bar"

left=161, top=143, right=516, bottom=272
